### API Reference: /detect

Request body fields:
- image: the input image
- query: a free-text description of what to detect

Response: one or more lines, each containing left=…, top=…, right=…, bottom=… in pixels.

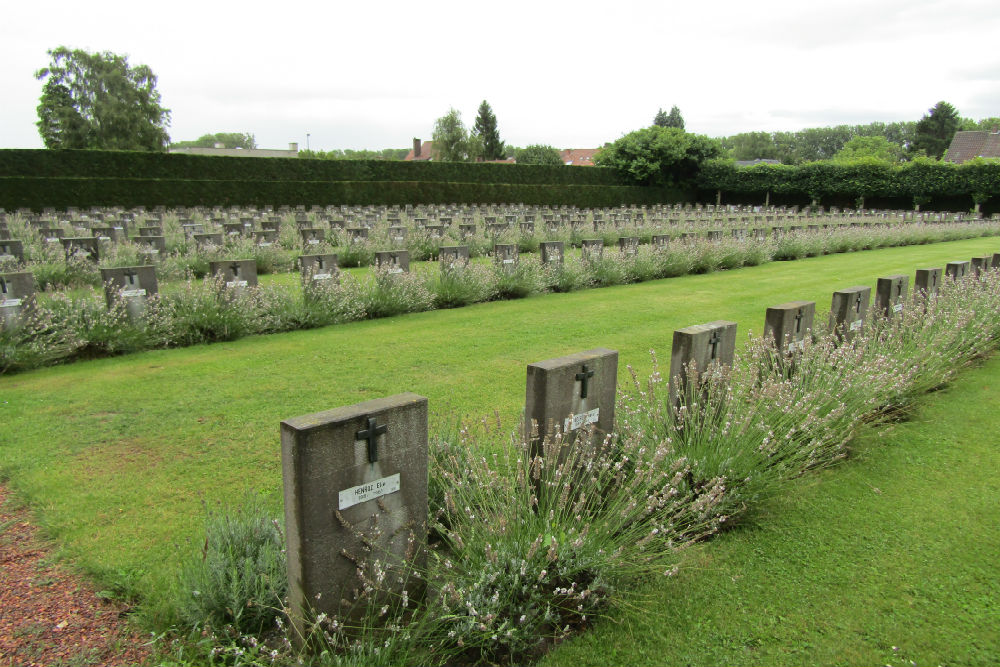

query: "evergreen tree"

left=665, top=105, right=685, bottom=130
left=653, top=108, right=669, bottom=127
left=911, top=101, right=961, bottom=159
left=471, top=100, right=505, bottom=161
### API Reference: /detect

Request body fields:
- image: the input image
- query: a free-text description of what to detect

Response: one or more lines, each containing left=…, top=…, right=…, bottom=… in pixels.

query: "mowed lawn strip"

left=541, top=354, right=1000, bottom=667
left=1, top=237, right=998, bottom=613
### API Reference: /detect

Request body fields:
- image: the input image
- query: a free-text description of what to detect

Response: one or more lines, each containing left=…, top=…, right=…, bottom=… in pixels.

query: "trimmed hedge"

left=0, top=149, right=626, bottom=186
left=698, top=158, right=1000, bottom=212
left=0, top=177, right=685, bottom=210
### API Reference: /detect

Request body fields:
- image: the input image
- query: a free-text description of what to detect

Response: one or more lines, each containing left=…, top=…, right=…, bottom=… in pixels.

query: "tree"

left=911, top=101, right=961, bottom=160
left=170, top=132, right=256, bottom=149
left=653, top=108, right=669, bottom=127
left=515, top=144, right=562, bottom=166
left=471, top=100, right=505, bottom=161
left=832, top=136, right=904, bottom=163
left=35, top=46, right=170, bottom=150
left=664, top=105, right=685, bottom=130
left=595, top=126, right=721, bottom=186
left=432, top=108, right=469, bottom=162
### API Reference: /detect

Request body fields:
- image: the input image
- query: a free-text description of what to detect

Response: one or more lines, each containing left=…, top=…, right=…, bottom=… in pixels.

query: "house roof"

left=944, top=131, right=1000, bottom=163
left=403, top=141, right=437, bottom=161
left=559, top=148, right=599, bottom=166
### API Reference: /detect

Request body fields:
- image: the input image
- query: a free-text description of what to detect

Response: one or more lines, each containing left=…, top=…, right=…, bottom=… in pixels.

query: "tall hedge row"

left=698, top=158, right=1000, bottom=207
left=0, top=177, right=683, bottom=210
left=0, top=150, right=626, bottom=186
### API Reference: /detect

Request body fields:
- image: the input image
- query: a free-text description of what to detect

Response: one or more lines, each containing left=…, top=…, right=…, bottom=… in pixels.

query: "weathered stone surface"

left=540, top=241, right=564, bottom=265
left=439, top=245, right=470, bottom=271
left=99, top=265, right=158, bottom=318
left=299, top=254, right=339, bottom=281
left=668, top=320, right=737, bottom=404
left=0, top=271, right=35, bottom=329
left=524, top=348, right=618, bottom=448
left=875, top=275, right=909, bottom=319
left=914, top=268, right=943, bottom=299
left=209, top=259, right=258, bottom=288
left=764, top=301, right=815, bottom=354
left=282, top=393, right=428, bottom=638
left=375, top=250, right=410, bottom=274
left=946, top=261, right=970, bottom=280
left=830, top=286, right=870, bottom=342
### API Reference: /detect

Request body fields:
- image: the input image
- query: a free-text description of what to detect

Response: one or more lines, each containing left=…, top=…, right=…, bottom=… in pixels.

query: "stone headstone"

left=300, top=228, right=325, bottom=247
left=100, top=265, right=157, bottom=319
left=652, top=234, right=670, bottom=250
left=438, top=245, right=470, bottom=271
left=493, top=244, right=518, bottom=272
left=209, top=259, right=258, bottom=292
left=458, top=223, right=476, bottom=239
left=945, top=261, right=970, bottom=280
left=299, top=253, right=339, bottom=282
left=669, top=321, right=737, bottom=405
left=875, top=275, right=908, bottom=319
left=281, top=393, right=428, bottom=638
left=134, top=235, right=167, bottom=261
left=375, top=250, right=409, bottom=274
left=580, top=239, right=603, bottom=261
left=540, top=241, right=564, bottom=266
left=524, top=348, right=618, bottom=450
left=914, top=268, right=943, bottom=300
left=830, top=286, right=870, bottom=341
left=61, top=237, right=99, bottom=261
left=254, top=230, right=278, bottom=246
left=971, top=255, right=992, bottom=278
left=618, top=236, right=639, bottom=257
left=0, top=271, right=34, bottom=329
left=0, top=240, right=24, bottom=264
left=347, top=227, right=369, bottom=243
left=194, top=233, right=224, bottom=249
left=764, top=301, right=815, bottom=354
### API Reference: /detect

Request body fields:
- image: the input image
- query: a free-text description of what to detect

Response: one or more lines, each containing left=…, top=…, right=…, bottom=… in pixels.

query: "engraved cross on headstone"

left=575, top=364, right=595, bottom=399
left=794, top=308, right=804, bottom=334
left=123, top=268, right=138, bottom=286
left=316, top=257, right=325, bottom=270
left=709, top=329, right=721, bottom=360
left=356, top=416, right=387, bottom=464
left=230, top=262, right=240, bottom=278
left=855, top=292, right=863, bottom=313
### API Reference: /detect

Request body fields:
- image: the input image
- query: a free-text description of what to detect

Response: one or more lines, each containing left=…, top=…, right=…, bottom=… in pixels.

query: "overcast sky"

left=3, top=0, right=999, bottom=152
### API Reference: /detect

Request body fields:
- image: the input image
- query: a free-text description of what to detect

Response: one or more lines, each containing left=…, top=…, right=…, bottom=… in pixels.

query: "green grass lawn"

left=541, top=354, right=1000, bottom=667
left=1, top=236, right=998, bottom=620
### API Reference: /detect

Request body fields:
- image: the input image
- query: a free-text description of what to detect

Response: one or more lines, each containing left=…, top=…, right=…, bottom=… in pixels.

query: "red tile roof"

left=404, top=141, right=437, bottom=161
left=558, top=148, right=599, bottom=166
left=944, top=131, right=1000, bottom=163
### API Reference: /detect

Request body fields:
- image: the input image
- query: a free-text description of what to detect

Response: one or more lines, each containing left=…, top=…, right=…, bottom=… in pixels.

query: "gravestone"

left=134, top=235, right=167, bottom=262
left=753, top=228, right=768, bottom=240
left=347, top=227, right=369, bottom=243
left=299, top=253, right=339, bottom=282
left=0, top=240, right=24, bottom=264
left=254, top=230, right=278, bottom=246
left=618, top=236, right=639, bottom=257
left=668, top=321, right=738, bottom=405
left=458, top=223, right=476, bottom=239
left=914, top=268, right=943, bottom=299
left=520, top=222, right=535, bottom=235
left=281, top=393, right=428, bottom=639
left=946, top=261, right=970, bottom=280
left=438, top=245, right=470, bottom=271
left=875, top=275, right=908, bottom=319
left=425, top=225, right=444, bottom=239
left=992, top=253, right=1000, bottom=269
left=493, top=244, right=518, bottom=272
left=39, top=227, right=64, bottom=242
left=375, top=250, right=409, bottom=274
left=181, top=223, right=205, bottom=238
left=580, top=239, right=603, bottom=261
left=223, top=222, right=245, bottom=237
left=300, top=228, right=325, bottom=247
left=260, top=220, right=281, bottom=233
left=764, top=301, right=815, bottom=354
left=100, top=265, right=157, bottom=319
left=971, top=255, right=992, bottom=278
left=540, top=241, right=564, bottom=266
left=61, top=237, right=99, bottom=261
left=209, top=259, right=258, bottom=293
left=91, top=226, right=120, bottom=243
left=706, top=230, right=723, bottom=242
left=652, top=234, right=670, bottom=250
left=524, top=348, right=618, bottom=451
left=388, top=226, right=408, bottom=244
left=194, top=233, right=224, bottom=249
left=830, top=286, right=870, bottom=341
left=0, top=271, right=34, bottom=329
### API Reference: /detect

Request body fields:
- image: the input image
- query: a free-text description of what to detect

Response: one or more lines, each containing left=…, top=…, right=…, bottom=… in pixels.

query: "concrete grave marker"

left=438, top=245, right=470, bottom=271
left=254, top=230, right=278, bottom=246
left=524, top=348, right=618, bottom=450
left=100, top=265, right=157, bottom=319
left=946, top=261, right=970, bottom=280
left=493, top=244, right=518, bottom=272
left=668, top=320, right=737, bottom=405
left=652, top=234, right=670, bottom=250
left=281, top=393, right=428, bottom=638
left=347, top=227, right=369, bottom=243
left=375, top=250, right=409, bottom=274
left=299, top=253, right=339, bottom=282
left=0, top=240, right=24, bottom=264
left=764, top=301, right=815, bottom=354
left=0, top=271, right=34, bottom=329
left=61, top=237, right=99, bottom=261
left=914, top=268, right=943, bottom=300
left=618, top=236, right=639, bottom=257
left=971, top=255, right=992, bottom=278
left=194, top=233, right=224, bottom=249
left=540, top=241, right=564, bottom=266
left=830, top=286, right=870, bottom=342
left=209, top=259, right=258, bottom=293
left=300, top=228, right=326, bottom=246
left=875, top=275, right=908, bottom=319
left=580, top=239, right=603, bottom=261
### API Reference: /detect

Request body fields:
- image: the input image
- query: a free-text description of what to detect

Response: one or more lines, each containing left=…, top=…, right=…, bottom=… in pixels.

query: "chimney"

left=413, top=138, right=421, bottom=158
left=289, top=142, right=298, bottom=152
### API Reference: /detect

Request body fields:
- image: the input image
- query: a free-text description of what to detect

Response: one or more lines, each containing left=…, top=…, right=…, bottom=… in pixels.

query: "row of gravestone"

left=276, top=249, right=999, bottom=637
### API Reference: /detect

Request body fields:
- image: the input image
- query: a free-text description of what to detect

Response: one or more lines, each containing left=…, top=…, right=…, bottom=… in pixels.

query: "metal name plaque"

left=338, top=473, right=401, bottom=510
left=1, top=299, right=22, bottom=308
left=564, top=408, right=600, bottom=432
left=312, top=272, right=333, bottom=281
left=122, top=289, right=147, bottom=297
left=892, top=303, right=904, bottom=313
left=849, top=319, right=863, bottom=332
left=226, top=280, right=249, bottom=288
